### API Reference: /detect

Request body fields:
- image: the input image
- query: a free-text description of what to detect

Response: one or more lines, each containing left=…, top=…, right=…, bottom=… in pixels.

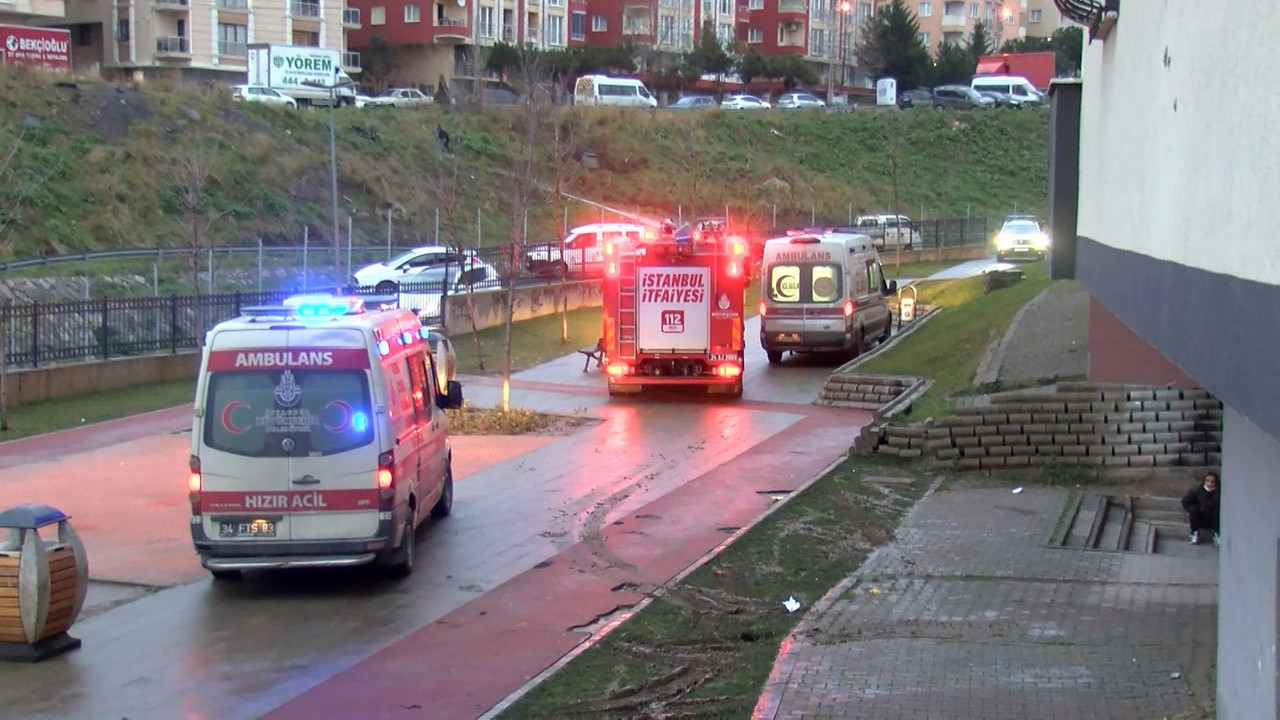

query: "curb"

left=973, top=284, right=1052, bottom=387
left=830, top=306, right=943, bottom=376
left=478, top=451, right=853, bottom=720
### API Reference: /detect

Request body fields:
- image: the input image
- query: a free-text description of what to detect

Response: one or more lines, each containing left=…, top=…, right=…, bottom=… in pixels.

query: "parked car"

left=668, top=95, right=717, bottom=110
left=365, top=88, right=433, bottom=109
left=353, top=93, right=375, bottom=108
left=854, top=213, right=922, bottom=251
left=932, top=85, right=995, bottom=110
left=976, top=89, right=1034, bottom=108
left=995, top=215, right=1050, bottom=261
left=898, top=88, right=934, bottom=109
left=777, top=91, right=826, bottom=109
left=230, top=85, right=297, bottom=109
left=721, top=94, right=771, bottom=110
left=483, top=87, right=522, bottom=105
left=524, top=223, right=653, bottom=278
left=352, top=246, right=496, bottom=293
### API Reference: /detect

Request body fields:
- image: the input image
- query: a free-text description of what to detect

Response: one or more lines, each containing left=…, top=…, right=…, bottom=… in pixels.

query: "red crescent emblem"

left=323, top=400, right=353, bottom=432
left=221, top=401, right=250, bottom=435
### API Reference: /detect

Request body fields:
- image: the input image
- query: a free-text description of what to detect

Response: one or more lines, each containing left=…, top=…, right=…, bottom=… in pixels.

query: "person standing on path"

left=1182, top=471, right=1221, bottom=546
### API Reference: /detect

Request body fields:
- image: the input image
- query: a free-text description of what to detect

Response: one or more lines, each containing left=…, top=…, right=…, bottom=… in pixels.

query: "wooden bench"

left=578, top=339, right=605, bottom=372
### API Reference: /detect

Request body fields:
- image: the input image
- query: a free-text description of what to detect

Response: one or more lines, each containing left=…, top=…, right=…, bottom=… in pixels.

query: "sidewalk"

left=752, top=278, right=1218, bottom=719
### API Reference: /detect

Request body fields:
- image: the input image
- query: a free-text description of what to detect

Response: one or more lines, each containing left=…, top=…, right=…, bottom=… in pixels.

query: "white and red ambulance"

left=187, top=294, right=463, bottom=579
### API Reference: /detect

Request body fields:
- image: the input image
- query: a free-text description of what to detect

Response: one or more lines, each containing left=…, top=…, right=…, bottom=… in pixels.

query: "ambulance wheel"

left=879, top=320, right=892, bottom=344
left=375, top=280, right=399, bottom=293
left=209, top=569, right=241, bottom=581
left=766, top=349, right=783, bottom=365
left=388, top=518, right=416, bottom=578
left=847, top=330, right=864, bottom=359
left=431, top=461, right=454, bottom=518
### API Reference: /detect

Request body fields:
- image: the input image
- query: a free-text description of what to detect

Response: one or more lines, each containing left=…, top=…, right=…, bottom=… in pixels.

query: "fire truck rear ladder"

left=616, top=248, right=638, bottom=360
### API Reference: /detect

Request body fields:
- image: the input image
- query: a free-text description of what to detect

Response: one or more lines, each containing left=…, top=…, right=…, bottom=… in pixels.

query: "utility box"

left=0, top=504, right=89, bottom=662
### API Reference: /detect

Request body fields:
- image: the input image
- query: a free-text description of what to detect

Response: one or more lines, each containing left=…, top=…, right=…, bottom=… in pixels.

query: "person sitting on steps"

left=1182, top=471, right=1220, bottom=546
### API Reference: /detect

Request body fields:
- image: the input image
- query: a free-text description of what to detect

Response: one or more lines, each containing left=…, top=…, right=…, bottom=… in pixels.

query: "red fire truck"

left=601, top=219, right=748, bottom=398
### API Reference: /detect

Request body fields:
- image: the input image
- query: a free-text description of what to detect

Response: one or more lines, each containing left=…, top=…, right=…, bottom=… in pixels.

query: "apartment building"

left=1021, top=0, right=1063, bottom=37
left=908, top=0, right=1023, bottom=55
left=1054, top=3, right=1280, bottom=714
left=0, top=0, right=65, bottom=24
left=46, top=0, right=361, bottom=80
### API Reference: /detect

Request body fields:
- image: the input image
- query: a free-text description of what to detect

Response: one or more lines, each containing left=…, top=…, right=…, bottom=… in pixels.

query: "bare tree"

left=164, top=139, right=231, bottom=294
left=497, top=47, right=552, bottom=411
left=670, top=119, right=711, bottom=219
left=0, top=126, right=52, bottom=258
left=548, top=110, right=586, bottom=342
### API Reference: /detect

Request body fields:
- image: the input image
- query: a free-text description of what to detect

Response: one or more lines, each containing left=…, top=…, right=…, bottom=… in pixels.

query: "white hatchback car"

left=777, top=91, right=826, bottom=109
left=231, top=85, right=297, bottom=109
left=721, top=94, right=772, bottom=110
left=353, top=246, right=496, bottom=293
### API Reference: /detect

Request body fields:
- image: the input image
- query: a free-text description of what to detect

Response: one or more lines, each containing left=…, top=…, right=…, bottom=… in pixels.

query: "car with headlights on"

left=995, top=216, right=1050, bottom=261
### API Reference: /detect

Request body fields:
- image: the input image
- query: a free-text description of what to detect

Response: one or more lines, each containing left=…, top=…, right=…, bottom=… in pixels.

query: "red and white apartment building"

left=345, top=0, right=905, bottom=100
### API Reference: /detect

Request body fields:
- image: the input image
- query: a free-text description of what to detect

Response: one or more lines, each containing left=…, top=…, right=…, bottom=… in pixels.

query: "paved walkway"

left=995, top=280, right=1090, bottom=386
left=753, top=484, right=1219, bottom=719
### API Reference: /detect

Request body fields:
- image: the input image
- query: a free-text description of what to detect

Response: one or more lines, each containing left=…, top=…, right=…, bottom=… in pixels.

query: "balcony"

left=154, top=36, right=191, bottom=57
left=343, top=51, right=361, bottom=70
left=290, top=1, right=320, bottom=18
left=154, top=0, right=189, bottom=11
left=343, top=7, right=360, bottom=26
left=216, top=0, right=248, bottom=10
left=623, top=19, right=653, bottom=36
left=218, top=40, right=247, bottom=57
left=778, top=0, right=805, bottom=17
left=940, top=13, right=967, bottom=28
left=434, top=16, right=469, bottom=43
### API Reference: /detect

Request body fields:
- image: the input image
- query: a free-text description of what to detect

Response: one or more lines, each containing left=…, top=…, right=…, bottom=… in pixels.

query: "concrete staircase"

left=1051, top=492, right=1196, bottom=556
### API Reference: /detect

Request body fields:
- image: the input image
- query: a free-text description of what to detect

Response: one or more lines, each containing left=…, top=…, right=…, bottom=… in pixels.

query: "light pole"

left=304, top=70, right=353, bottom=285
left=838, top=0, right=850, bottom=98
left=828, top=1, right=851, bottom=103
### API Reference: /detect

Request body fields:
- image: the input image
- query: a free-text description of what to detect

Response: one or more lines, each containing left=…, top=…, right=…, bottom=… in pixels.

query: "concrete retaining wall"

left=441, top=280, right=602, bottom=336
left=7, top=352, right=201, bottom=405
left=873, top=381, right=1223, bottom=471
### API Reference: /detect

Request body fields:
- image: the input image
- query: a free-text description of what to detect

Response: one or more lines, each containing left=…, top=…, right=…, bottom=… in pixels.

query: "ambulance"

left=758, top=231, right=897, bottom=364
left=187, top=294, right=463, bottom=579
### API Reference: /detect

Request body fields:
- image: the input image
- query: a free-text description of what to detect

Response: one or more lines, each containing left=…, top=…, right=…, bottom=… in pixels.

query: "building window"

left=478, top=6, right=494, bottom=37
left=718, top=0, right=731, bottom=14
left=570, top=11, right=586, bottom=39
left=918, top=31, right=930, bottom=45
left=747, top=26, right=762, bottom=42
left=116, top=19, right=130, bottom=42
left=658, top=14, right=675, bottom=43
left=1028, top=8, right=1041, bottom=22
left=660, top=0, right=674, bottom=6
left=405, top=4, right=420, bottom=22
left=809, top=28, right=824, bottom=54
left=546, top=0, right=563, bottom=5
left=592, top=14, right=606, bottom=31
left=702, top=0, right=712, bottom=19
left=546, top=15, right=565, bottom=44
left=918, top=1, right=931, bottom=17
left=749, top=0, right=763, bottom=8
left=859, top=2, right=872, bottom=20
left=217, top=22, right=247, bottom=56
left=370, top=6, right=384, bottom=25
left=679, top=16, right=692, bottom=46
left=970, top=2, right=978, bottom=17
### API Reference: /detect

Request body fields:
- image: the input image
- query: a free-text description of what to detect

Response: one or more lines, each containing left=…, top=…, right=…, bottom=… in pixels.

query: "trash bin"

left=0, top=504, right=89, bottom=661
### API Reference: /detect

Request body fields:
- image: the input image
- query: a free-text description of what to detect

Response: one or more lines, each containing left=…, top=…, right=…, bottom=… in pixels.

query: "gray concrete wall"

left=7, top=352, right=201, bottom=405
left=441, top=280, right=603, bottom=336
left=1217, top=407, right=1280, bottom=719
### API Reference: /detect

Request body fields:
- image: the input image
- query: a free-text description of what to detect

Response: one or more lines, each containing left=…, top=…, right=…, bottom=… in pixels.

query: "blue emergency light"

left=284, top=294, right=365, bottom=317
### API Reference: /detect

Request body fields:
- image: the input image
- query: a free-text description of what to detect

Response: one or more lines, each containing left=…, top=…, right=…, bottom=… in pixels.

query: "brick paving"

left=754, top=486, right=1219, bottom=719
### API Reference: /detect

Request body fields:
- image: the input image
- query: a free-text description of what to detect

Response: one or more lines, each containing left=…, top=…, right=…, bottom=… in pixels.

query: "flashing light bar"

left=284, top=294, right=366, bottom=317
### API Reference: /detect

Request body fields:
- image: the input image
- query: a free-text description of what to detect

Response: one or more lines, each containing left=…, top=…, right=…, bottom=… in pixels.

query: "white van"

left=854, top=214, right=921, bottom=251
left=573, top=75, right=658, bottom=108
left=970, top=75, right=1044, bottom=105
left=523, top=222, right=656, bottom=277
left=758, top=232, right=897, bottom=364
left=188, top=294, right=464, bottom=579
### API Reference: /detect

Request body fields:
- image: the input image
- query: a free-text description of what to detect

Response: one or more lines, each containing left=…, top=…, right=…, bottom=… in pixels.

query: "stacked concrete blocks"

left=816, top=373, right=927, bottom=412
left=875, top=382, right=1222, bottom=472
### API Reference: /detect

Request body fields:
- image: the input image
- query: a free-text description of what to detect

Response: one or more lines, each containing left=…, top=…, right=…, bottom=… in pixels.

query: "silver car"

left=353, top=246, right=495, bottom=292
left=777, top=92, right=826, bottom=109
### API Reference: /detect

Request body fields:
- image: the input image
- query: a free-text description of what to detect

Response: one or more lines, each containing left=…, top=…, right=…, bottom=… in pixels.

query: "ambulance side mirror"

left=437, top=379, right=464, bottom=410
left=887, top=280, right=898, bottom=294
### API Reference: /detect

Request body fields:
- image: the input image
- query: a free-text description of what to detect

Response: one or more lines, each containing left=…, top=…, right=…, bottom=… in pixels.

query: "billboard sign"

left=1, top=24, right=71, bottom=71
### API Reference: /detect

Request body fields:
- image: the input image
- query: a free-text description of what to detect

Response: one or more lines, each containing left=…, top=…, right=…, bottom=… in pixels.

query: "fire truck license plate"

left=219, top=519, right=277, bottom=538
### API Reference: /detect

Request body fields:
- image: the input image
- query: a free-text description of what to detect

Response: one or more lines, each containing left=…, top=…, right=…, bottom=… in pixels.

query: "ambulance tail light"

left=188, top=455, right=202, bottom=497
left=843, top=299, right=855, bottom=317
left=376, top=451, right=395, bottom=495
left=715, top=364, right=742, bottom=378
left=605, top=361, right=630, bottom=377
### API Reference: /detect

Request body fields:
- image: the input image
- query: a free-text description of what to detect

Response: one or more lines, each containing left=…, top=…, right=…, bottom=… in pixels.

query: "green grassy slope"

left=0, top=67, right=1048, bottom=261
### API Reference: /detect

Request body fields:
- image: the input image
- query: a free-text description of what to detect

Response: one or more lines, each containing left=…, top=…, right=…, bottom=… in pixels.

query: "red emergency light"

left=715, top=364, right=742, bottom=378
left=605, top=361, right=630, bottom=377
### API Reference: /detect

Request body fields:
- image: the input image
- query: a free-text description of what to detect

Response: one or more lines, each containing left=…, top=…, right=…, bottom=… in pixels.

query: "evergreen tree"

left=968, top=21, right=992, bottom=61
left=853, top=0, right=931, bottom=89
left=933, top=41, right=976, bottom=86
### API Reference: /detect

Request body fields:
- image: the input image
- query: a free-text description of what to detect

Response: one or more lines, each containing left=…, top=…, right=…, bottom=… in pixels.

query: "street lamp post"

left=304, top=70, right=352, bottom=286
left=828, top=1, right=852, bottom=104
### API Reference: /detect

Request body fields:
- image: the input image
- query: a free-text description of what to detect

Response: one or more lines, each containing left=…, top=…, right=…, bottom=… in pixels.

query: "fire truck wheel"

left=766, top=349, right=784, bottom=365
